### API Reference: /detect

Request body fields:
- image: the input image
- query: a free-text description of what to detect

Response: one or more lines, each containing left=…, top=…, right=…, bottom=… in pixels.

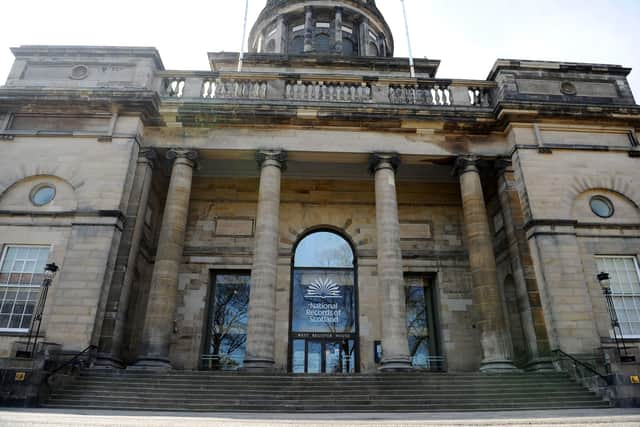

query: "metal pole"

left=29, top=282, right=50, bottom=356
left=237, top=0, right=250, bottom=73
left=598, top=271, right=634, bottom=362
left=400, top=0, right=416, bottom=78
left=603, top=287, right=624, bottom=360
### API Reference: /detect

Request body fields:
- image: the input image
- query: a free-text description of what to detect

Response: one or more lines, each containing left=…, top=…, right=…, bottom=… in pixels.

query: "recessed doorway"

left=288, top=230, right=359, bottom=374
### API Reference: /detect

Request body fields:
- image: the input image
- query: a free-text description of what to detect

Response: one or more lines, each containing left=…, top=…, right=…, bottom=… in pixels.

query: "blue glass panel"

left=291, top=269, right=356, bottom=334
left=292, top=339, right=306, bottom=373
left=308, top=341, right=322, bottom=374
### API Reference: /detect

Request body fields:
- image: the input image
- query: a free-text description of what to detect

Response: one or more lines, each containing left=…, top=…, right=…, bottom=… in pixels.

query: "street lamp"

left=17, top=263, right=59, bottom=359
left=597, top=272, right=636, bottom=363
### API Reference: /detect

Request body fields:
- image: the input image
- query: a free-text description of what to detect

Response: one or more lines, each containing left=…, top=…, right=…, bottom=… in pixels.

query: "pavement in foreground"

left=1, top=408, right=640, bottom=427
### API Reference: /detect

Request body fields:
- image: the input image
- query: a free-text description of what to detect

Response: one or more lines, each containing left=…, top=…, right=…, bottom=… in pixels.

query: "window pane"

left=405, top=275, right=439, bottom=369
left=292, top=340, right=306, bottom=373
left=203, top=273, right=250, bottom=370
left=596, top=257, right=640, bottom=336
left=294, top=232, right=353, bottom=268
left=0, top=246, right=49, bottom=331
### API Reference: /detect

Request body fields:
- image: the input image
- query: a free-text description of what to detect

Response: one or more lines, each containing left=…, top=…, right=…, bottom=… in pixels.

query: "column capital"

left=166, top=148, right=198, bottom=167
left=256, top=150, right=287, bottom=170
left=454, top=155, right=479, bottom=176
left=139, top=148, right=158, bottom=167
left=369, top=153, right=400, bottom=174
left=494, top=158, right=514, bottom=176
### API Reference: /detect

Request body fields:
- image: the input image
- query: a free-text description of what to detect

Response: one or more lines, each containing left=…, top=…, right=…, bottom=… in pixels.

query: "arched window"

left=294, top=231, right=354, bottom=268
left=290, top=231, right=358, bottom=374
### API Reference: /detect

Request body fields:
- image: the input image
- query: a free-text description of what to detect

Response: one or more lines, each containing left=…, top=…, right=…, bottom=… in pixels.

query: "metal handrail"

left=46, top=344, right=97, bottom=378
left=552, top=349, right=608, bottom=381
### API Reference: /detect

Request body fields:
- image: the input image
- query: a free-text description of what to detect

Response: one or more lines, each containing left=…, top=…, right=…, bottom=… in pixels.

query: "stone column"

left=134, top=149, right=197, bottom=369
left=243, top=150, right=287, bottom=371
left=304, top=6, right=314, bottom=53
left=496, top=160, right=553, bottom=370
left=457, top=156, right=517, bottom=372
left=370, top=154, right=412, bottom=371
left=334, top=7, right=343, bottom=55
left=96, top=148, right=156, bottom=368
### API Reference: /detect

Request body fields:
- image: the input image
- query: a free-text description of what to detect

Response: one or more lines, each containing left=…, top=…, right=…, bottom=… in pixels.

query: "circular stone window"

left=590, top=196, right=614, bottom=218
left=30, top=185, right=56, bottom=206
left=69, top=65, right=89, bottom=80
left=560, top=81, right=577, bottom=96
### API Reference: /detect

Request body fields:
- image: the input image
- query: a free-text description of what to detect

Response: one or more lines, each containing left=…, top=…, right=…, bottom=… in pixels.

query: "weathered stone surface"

left=244, top=150, right=286, bottom=371
left=134, top=149, right=196, bottom=368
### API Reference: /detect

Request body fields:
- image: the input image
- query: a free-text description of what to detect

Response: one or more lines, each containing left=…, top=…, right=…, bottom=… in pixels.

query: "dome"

left=249, top=0, right=394, bottom=57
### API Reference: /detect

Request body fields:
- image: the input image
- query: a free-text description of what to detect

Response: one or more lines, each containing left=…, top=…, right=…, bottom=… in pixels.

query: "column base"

left=242, top=357, right=275, bottom=372
left=93, top=353, right=125, bottom=369
left=480, top=359, right=521, bottom=373
left=128, top=356, right=172, bottom=371
left=525, top=357, right=556, bottom=372
left=379, top=355, right=414, bottom=372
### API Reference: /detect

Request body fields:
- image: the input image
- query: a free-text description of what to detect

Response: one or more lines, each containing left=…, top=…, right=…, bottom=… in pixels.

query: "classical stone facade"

left=0, top=0, right=639, bottom=383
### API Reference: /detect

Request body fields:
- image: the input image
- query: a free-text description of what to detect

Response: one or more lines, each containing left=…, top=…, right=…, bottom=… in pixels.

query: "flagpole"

left=400, top=0, right=416, bottom=78
left=237, top=0, right=250, bottom=73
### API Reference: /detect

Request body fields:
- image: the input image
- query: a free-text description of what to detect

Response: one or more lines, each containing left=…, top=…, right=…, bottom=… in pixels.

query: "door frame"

left=287, top=228, right=360, bottom=374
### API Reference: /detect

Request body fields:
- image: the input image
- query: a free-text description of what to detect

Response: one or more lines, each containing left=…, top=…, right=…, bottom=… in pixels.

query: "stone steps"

left=44, top=370, right=610, bottom=413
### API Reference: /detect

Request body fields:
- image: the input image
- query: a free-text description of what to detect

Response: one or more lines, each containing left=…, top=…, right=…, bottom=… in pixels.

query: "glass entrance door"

left=292, top=338, right=356, bottom=374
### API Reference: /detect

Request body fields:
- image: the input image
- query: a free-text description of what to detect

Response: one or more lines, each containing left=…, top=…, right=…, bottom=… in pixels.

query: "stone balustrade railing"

left=158, top=72, right=496, bottom=108
left=285, top=80, right=372, bottom=103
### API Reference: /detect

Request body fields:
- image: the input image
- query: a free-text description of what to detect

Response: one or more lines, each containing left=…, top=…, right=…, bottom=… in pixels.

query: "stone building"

left=0, top=0, right=639, bottom=384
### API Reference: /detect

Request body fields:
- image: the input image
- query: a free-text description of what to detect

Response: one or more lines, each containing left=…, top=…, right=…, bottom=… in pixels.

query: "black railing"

left=46, top=345, right=97, bottom=379
left=552, top=349, right=608, bottom=382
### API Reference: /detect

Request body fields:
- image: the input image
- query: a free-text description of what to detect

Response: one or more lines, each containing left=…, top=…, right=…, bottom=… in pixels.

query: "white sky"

left=0, top=0, right=638, bottom=98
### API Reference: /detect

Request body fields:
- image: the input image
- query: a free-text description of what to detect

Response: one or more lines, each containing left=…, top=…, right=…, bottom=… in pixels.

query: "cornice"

left=0, top=88, right=162, bottom=125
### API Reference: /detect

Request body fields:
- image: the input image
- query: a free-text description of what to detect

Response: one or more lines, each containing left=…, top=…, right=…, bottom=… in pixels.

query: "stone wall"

left=0, top=132, right=139, bottom=355
left=516, top=147, right=640, bottom=354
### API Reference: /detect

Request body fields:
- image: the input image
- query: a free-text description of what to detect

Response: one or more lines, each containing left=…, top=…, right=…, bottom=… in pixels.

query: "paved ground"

left=1, top=408, right=640, bottom=427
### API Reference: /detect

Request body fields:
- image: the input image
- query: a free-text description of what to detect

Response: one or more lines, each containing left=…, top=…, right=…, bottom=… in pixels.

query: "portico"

left=105, top=146, right=521, bottom=373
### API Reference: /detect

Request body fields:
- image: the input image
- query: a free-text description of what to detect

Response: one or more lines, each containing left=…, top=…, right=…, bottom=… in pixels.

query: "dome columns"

left=249, top=0, right=394, bottom=57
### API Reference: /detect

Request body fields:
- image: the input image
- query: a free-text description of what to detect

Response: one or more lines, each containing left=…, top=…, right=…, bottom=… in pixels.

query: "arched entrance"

left=288, top=230, right=359, bottom=374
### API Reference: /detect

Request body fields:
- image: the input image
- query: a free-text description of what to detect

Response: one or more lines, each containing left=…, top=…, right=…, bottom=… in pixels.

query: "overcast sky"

left=0, top=0, right=638, bottom=97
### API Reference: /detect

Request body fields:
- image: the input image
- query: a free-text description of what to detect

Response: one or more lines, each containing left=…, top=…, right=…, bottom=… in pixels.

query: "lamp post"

left=597, top=272, right=636, bottom=363
left=18, top=263, right=59, bottom=359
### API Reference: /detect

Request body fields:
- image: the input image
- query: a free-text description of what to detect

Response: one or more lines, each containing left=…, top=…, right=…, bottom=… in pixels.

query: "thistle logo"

left=305, top=278, right=342, bottom=299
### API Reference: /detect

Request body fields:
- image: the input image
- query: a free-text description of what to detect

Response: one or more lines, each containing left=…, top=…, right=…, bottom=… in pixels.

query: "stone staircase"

left=43, top=370, right=610, bottom=412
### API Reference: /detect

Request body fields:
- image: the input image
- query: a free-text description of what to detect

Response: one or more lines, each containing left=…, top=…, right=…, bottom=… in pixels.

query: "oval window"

left=31, top=185, right=56, bottom=206
left=590, top=196, right=614, bottom=218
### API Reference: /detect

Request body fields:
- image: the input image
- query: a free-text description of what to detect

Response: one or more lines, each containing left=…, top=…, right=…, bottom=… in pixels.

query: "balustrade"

left=468, top=86, right=492, bottom=107
left=164, top=77, right=185, bottom=98
left=203, top=79, right=268, bottom=99
left=389, top=84, right=451, bottom=106
left=159, top=73, right=495, bottom=108
left=285, top=80, right=372, bottom=102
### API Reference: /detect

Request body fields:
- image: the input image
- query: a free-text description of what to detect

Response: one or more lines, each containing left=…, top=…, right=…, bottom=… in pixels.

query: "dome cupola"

left=249, top=0, right=394, bottom=57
